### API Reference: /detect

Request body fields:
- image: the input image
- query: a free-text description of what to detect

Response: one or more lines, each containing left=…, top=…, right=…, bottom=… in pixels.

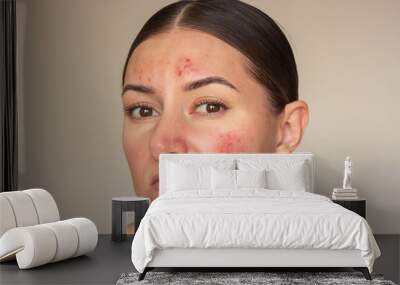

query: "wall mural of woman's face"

left=122, top=28, right=283, bottom=201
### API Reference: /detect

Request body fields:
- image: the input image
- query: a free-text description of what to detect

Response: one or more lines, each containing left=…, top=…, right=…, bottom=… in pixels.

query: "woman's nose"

left=150, top=113, right=188, bottom=160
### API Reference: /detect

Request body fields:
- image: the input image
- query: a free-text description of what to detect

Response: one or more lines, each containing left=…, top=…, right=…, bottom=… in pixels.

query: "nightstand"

left=112, top=197, right=150, bottom=242
left=332, top=198, right=366, bottom=218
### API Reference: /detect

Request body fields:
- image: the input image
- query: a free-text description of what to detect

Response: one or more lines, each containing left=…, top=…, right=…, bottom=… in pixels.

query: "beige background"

left=16, top=0, right=400, bottom=234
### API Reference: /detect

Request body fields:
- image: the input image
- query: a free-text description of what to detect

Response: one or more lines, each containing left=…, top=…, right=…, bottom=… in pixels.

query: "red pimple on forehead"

left=215, top=131, right=244, bottom=153
left=175, top=57, right=195, bottom=77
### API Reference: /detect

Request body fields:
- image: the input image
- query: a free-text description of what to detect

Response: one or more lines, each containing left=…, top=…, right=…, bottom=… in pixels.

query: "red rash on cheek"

left=175, top=57, right=195, bottom=77
left=215, top=131, right=245, bottom=153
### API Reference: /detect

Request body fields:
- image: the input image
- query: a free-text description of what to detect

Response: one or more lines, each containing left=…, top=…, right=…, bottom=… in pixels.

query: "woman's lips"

left=150, top=175, right=159, bottom=193
left=151, top=175, right=159, bottom=185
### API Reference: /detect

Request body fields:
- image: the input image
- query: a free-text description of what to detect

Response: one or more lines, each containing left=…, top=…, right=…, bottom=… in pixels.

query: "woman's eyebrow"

left=122, top=84, right=155, bottom=96
left=122, top=76, right=239, bottom=96
left=183, top=76, right=239, bottom=92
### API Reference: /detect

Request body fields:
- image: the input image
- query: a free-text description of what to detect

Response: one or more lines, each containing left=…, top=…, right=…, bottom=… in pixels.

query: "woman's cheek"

left=123, top=120, right=148, bottom=171
left=213, top=130, right=249, bottom=153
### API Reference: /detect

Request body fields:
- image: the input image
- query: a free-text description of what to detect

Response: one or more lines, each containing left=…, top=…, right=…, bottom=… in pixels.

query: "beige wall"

left=16, top=0, right=400, bottom=234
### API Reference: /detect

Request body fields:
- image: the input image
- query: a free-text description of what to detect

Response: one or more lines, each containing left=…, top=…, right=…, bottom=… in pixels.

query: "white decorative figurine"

left=332, top=156, right=358, bottom=200
left=342, top=156, right=352, bottom=190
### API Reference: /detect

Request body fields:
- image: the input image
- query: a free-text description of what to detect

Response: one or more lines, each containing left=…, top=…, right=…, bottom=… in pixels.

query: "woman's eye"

left=127, top=105, right=159, bottom=119
left=194, top=101, right=227, bottom=114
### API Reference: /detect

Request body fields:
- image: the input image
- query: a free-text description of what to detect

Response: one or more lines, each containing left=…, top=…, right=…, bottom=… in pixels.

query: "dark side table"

left=332, top=198, right=366, bottom=219
left=112, top=197, right=149, bottom=241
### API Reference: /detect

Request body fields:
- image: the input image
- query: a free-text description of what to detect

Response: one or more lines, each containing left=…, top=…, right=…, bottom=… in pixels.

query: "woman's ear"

left=275, top=100, right=309, bottom=153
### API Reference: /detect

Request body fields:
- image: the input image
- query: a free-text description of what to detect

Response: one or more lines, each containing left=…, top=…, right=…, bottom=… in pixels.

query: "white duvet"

left=131, top=189, right=380, bottom=273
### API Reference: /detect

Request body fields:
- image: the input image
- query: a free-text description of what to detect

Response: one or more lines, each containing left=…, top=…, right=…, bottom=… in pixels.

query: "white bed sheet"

left=131, top=189, right=380, bottom=273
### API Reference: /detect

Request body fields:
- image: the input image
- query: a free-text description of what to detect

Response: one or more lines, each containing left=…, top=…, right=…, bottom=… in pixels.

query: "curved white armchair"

left=0, top=189, right=98, bottom=269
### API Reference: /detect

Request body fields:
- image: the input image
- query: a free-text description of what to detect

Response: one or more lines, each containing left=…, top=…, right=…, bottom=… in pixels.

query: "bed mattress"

left=131, top=189, right=380, bottom=273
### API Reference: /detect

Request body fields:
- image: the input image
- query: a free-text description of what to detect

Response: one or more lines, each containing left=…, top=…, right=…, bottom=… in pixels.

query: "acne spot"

left=175, top=57, right=195, bottom=77
left=215, top=131, right=244, bottom=153
left=137, top=67, right=144, bottom=81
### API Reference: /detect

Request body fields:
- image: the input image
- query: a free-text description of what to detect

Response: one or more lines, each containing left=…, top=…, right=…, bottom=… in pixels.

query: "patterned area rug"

left=116, top=271, right=396, bottom=285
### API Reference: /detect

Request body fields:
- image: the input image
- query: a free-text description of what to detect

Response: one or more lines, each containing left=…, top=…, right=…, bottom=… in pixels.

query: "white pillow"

left=266, top=161, right=308, bottom=191
left=236, top=169, right=268, bottom=188
left=211, top=168, right=237, bottom=190
left=237, top=159, right=310, bottom=192
left=167, top=162, right=211, bottom=191
left=211, top=168, right=268, bottom=190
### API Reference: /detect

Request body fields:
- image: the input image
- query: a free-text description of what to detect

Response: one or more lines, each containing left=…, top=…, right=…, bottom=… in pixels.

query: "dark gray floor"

left=0, top=235, right=399, bottom=285
left=0, top=235, right=134, bottom=285
left=374, top=235, right=400, bottom=284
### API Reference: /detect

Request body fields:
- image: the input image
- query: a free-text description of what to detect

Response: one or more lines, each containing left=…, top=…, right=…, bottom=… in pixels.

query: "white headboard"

left=159, top=152, right=315, bottom=195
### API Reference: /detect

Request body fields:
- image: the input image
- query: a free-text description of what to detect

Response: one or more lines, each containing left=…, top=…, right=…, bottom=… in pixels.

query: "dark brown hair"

left=122, top=0, right=298, bottom=113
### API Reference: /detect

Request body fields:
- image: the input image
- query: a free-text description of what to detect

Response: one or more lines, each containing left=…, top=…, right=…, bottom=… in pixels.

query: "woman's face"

left=122, top=28, right=280, bottom=201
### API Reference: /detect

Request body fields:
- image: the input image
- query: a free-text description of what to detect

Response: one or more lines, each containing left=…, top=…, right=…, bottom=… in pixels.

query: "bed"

left=131, top=153, right=381, bottom=281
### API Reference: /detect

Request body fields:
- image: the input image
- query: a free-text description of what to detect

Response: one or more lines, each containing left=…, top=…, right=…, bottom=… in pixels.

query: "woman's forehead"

left=125, top=28, right=249, bottom=81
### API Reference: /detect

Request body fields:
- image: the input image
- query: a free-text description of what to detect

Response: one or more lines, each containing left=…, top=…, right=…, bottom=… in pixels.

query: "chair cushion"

left=0, top=218, right=97, bottom=269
